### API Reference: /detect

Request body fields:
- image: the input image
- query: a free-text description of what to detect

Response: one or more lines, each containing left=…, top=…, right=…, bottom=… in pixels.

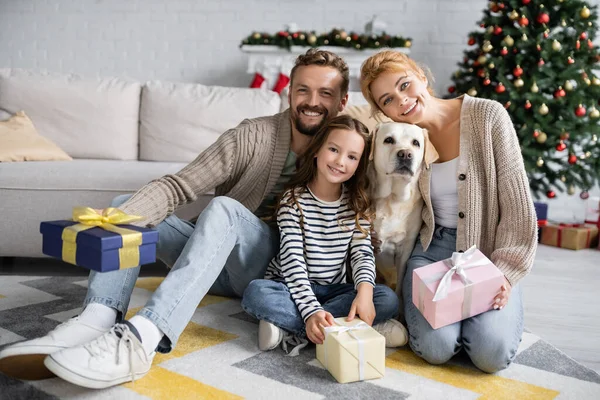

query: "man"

left=0, top=49, right=351, bottom=388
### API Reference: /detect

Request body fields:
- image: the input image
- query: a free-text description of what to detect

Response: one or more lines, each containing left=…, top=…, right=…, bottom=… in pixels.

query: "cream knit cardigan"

left=418, top=95, right=537, bottom=285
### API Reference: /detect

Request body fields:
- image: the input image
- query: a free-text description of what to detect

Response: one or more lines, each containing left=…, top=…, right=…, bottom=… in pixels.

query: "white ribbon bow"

left=323, top=321, right=370, bottom=380
left=432, top=245, right=489, bottom=302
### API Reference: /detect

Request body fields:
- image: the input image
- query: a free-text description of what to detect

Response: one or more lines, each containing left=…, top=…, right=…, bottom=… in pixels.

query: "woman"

left=359, top=50, right=537, bottom=373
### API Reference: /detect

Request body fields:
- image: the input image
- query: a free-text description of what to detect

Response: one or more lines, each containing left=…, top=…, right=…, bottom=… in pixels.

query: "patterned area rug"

left=1, top=275, right=599, bottom=400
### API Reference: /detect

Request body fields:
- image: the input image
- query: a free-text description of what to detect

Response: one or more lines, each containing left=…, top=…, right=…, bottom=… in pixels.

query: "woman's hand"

left=371, top=228, right=382, bottom=254
left=306, top=310, right=334, bottom=344
left=494, top=277, right=512, bottom=310
left=347, top=283, right=376, bottom=326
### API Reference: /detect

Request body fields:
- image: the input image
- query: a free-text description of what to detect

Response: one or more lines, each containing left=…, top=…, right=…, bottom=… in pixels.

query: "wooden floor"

left=2, top=244, right=599, bottom=373
left=521, top=244, right=600, bottom=374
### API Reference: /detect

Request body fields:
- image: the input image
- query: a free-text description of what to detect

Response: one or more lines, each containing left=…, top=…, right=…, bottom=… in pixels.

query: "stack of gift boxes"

left=536, top=198, right=600, bottom=250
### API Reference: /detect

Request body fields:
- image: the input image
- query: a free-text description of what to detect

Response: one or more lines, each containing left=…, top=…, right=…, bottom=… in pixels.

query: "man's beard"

left=293, top=105, right=329, bottom=137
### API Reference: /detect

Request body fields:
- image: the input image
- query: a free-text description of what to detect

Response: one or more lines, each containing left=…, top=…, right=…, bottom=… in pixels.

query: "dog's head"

left=369, top=122, right=437, bottom=180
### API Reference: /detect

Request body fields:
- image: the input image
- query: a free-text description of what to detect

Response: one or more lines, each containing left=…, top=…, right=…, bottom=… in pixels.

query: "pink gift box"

left=412, top=246, right=505, bottom=329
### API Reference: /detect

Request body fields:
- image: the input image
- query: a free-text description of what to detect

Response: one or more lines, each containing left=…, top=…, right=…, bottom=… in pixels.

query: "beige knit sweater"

left=417, top=95, right=537, bottom=286
left=119, top=110, right=292, bottom=227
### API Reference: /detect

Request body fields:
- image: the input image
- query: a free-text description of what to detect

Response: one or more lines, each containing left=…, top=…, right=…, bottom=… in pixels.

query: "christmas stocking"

left=272, top=73, right=290, bottom=94
left=249, top=72, right=266, bottom=88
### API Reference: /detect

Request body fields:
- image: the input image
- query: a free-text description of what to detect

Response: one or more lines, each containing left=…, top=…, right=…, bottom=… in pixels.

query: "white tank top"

left=430, top=157, right=459, bottom=228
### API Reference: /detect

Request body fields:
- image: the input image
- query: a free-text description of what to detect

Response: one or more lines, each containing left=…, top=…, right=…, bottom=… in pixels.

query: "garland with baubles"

left=240, top=28, right=412, bottom=50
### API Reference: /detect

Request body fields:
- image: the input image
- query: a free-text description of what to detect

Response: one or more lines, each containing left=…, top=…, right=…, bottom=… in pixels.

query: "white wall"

left=0, top=0, right=598, bottom=218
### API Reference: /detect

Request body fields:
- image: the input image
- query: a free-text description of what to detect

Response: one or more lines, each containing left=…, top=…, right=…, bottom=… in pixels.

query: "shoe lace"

left=83, top=324, right=140, bottom=383
left=281, top=334, right=308, bottom=357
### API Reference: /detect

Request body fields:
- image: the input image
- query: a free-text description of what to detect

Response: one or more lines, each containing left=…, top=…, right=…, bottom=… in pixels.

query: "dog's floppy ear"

left=422, top=128, right=439, bottom=167
left=369, top=123, right=381, bottom=161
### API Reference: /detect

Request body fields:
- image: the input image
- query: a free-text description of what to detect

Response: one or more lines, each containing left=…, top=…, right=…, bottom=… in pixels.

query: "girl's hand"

left=347, top=283, right=376, bottom=325
left=494, top=277, right=512, bottom=310
left=371, top=228, right=382, bottom=254
left=306, top=311, right=334, bottom=344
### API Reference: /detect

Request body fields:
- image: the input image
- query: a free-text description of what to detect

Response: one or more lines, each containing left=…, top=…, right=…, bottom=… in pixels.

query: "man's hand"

left=494, top=277, right=512, bottom=310
left=306, top=310, right=334, bottom=344
left=371, top=228, right=382, bottom=254
left=347, top=283, right=375, bottom=326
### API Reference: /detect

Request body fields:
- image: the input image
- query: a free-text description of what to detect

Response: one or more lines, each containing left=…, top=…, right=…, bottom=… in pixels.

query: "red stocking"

left=272, top=73, right=290, bottom=94
left=249, top=72, right=266, bottom=89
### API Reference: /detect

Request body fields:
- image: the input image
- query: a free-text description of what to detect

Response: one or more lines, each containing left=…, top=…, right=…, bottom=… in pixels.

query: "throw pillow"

left=0, top=111, right=72, bottom=162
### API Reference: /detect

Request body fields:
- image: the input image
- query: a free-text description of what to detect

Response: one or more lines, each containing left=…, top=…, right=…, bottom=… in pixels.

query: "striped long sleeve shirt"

left=265, top=187, right=376, bottom=322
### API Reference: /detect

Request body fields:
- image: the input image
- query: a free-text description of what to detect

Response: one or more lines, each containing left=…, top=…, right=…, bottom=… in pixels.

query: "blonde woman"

left=359, top=50, right=537, bottom=373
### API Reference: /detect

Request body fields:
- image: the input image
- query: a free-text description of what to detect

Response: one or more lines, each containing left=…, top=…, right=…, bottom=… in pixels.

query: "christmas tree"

left=449, top=0, right=600, bottom=199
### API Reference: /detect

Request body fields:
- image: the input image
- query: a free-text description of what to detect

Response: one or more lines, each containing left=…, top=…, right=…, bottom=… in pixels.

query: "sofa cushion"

left=139, top=82, right=281, bottom=162
left=0, top=111, right=72, bottom=162
left=0, top=69, right=141, bottom=160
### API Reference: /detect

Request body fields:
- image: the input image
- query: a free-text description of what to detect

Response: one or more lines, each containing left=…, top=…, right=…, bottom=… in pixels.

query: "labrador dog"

left=368, top=122, right=438, bottom=302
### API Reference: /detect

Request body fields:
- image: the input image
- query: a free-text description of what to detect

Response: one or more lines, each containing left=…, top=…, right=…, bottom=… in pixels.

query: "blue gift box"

left=40, top=220, right=159, bottom=272
left=534, top=202, right=548, bottom=221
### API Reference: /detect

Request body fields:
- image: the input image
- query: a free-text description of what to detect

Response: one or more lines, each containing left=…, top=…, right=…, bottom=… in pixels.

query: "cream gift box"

left=316, top=317, right=385, bottom=383
left=412, top=246, right=505, bottom=329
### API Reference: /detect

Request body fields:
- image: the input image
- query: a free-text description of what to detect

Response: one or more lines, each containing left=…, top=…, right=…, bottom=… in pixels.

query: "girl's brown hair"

left=360, top=50, right=435, bottom=117
left=278, top=115, right=373, bottom=235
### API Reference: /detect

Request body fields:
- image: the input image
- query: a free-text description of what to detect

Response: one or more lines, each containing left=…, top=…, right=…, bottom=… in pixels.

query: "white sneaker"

left=258, top=320, right=284, bottom=351
left=0, top=317, right=109, bottom=380
left=373, top=319, right=408, bottom=348
left=44, top=322, right=154, bottom=389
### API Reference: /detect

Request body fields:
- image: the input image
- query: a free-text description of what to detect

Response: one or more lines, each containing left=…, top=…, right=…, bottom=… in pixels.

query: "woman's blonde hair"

left=360, top=50, right=435, bottom=117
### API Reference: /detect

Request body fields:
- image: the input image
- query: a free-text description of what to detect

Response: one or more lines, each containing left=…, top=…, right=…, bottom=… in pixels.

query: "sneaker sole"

left=44, top=356, right=150, bottom=389
left=0, top=354, right=56, bottom=380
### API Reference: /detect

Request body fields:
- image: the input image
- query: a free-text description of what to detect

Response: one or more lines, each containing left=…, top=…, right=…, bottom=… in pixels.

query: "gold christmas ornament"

left=536, top=157, right=544, bottom=167
left=339, top=31, right=348, bottom=40
left=531, top=82, right=539, bottom=93
left=487, top=26, right=494, bottom=34
left=539, top=103, right=549, bottom=115
left=252, top=32, right=261, bottom=39
left=564, top=80, right=574, bottom=91
left=561, top=19, right=567, bottom=27
left=593, top=77, right=600, bottom=86
left=522, top=34, right=528, bottom=41
left=552, top=40, right=562, bottom=51
left=299, top=33, right=306, bottom=40
left=560, top=175, right=567, bottom=182
left=477, top=55, right=487, bottom=64
left=593, top=134, right=598, bottom=142
left=536, top=132, right=548, bottom=143
left=586, top=151, right=592, bottom=158
left=590, top=107, right=600, bottom=118
left=514, top=78, right=524, bottom=88
left=482, top=41, right=493, bottom=52
left=568, top=185, right=576, bottom=195
left=580, top=153, right=588, bottom=159
left=405, top=40, right=412, bottom=48
left=489, top=62, right=495, bottom=69
left=503, top=35, right=515, bottom=47
left=585, top=77, right=592, bottom=85
left=509, top=10, right=519, bottom=20
left=307, top=34, right=317, bottom=44
left=581, top=6, right=591, bottom=19
left=468, top=88, right=478, bottom=96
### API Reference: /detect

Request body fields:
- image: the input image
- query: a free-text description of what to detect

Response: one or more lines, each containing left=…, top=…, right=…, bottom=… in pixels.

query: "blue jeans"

left=241, top=280, right=400, bottom=336
left=403, top=226, right=524, bottom=373
left=84, top=195, right=279, bottom=353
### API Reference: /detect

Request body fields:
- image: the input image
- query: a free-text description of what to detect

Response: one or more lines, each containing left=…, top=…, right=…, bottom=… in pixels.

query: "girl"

left=242, top=115, right=408, bottom=354
left=359, top=51, right=537, bottom=373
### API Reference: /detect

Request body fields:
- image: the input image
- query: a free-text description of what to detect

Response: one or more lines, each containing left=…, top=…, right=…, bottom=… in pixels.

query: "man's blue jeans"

left=403, top=225, right=524, bottom=373
left=242, top=280, right=400, bottom=336
left=83, top=195, right=279, bottom=353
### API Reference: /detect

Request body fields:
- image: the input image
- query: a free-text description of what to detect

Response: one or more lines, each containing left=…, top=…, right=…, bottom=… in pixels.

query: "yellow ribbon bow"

left=62, top=207, right=145, bottom=269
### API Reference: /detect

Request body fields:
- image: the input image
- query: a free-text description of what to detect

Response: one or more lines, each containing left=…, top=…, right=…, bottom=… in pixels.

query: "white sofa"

left=0, top=69, right=370, bottom=258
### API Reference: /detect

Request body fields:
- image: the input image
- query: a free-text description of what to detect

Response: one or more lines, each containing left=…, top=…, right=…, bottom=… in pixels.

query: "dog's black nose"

left=397, top=150, right=412, bottom=160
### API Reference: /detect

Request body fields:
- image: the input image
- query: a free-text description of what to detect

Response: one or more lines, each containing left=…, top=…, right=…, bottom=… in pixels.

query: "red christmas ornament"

left=513, top=48, right=518, bottom=54
left=581, top=32, right=588, bottom=40
left=351, top=33, right=359, bottom=41
left=556, top=141, right=567, bottom=151
left=480, top=23, right=485, bottom=28
left=568, top=57, right=575, bottom=64
left=491, top=4, right=499, bottom=12
left=473, top=61, right=480, bottom=67
left=576, top=40, right=581, bottom=50
left=522, top=0, right=531, bottom=4
left=513, top=66, right=523, bottom=77
left=448, top=85, right=456, bottom=93
left=478, top=68, right=486, bottom=78
left=498, top=3, right=505, bottom=9
left=501, top=47, right=509, bottom=56
left=525, top=100, right=532, bottom=110
left=537, top=13, right=550, bottom=24
left=292, top=32, right=299, bottom=39
left=538, top=58, right=545, bottom=66
left=505, top=101, right=512, bottom=109
left=533, top=129, right=540, bottom=138
left=560, top=132, right=570, bottom=140
left=519, top=16, right=529, bottom=27
left=468, top=37, right=476, bottom=45
left=568, top=154, right=578, bottom=164
left=483, top=78, right=491, bottom=86
left=575, top=105, right=586, bottom=117
left=494, top=26, right=503, bottom=35
left=496, top=83, right=506, bottom=93
left=554, top=88, right=566, bottom=98
left=588, top=39, right=594, bottom=49
left=547, top=190, right=556, bottom=199
left=544, top=31, right=549, bottom=38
